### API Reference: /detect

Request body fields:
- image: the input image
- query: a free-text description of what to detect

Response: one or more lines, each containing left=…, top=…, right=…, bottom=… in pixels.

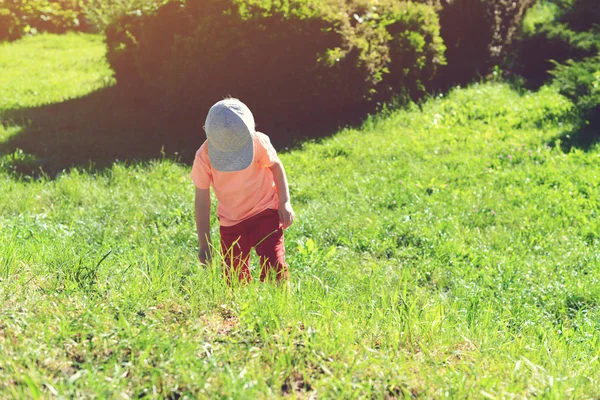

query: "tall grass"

left=0, top=33, right=599, bottom=397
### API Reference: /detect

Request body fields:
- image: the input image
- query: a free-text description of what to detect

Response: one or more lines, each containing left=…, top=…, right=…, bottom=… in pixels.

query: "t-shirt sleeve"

left=190, top=145, right=212, bottom=189
left=256, top=132, right=280, bottom=168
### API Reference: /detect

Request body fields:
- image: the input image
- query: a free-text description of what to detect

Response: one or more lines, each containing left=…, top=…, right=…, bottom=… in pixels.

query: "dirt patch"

left=281, top=371, right=313, bottom=397
left=385, top=385, right=421, bottom=399
left=445, top=340, right=477, bottom=364
left=155, top=302, right=189, bottom=324
left=216, top=303, right=236, bottom=320
left=198, top=313, right=240, bottom=338
left=385, top=385, right=403, bottom=399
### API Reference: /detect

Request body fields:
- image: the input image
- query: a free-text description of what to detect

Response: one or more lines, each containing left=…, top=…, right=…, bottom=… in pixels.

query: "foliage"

left=520, top=0, right=559, bottom=35
left=512, top=24, right=597, bottom=88
left=0, top=0, right=172, bottom=41
left=0, top=2, right=21, bottom=41
left=0, top=0, right=89, bottom=41
left=558, top=0, right=600, bottom=33
left=104, top=0, right=446, bottom=132
left=435, top=0, right=535, bottom=87
left=81, top=0, right=168, bottom=31
left=512, top=0, right=600, bottom=87
left=3, top=33, right=600, bottom=397
left=512, top=0, right=599, bottom=129
left=382, top=1, right=447, bottom=97
left=551, top=55, right=600, bottom=126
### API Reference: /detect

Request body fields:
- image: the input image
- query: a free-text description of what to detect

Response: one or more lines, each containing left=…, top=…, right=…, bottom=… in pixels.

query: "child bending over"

left=191, top=98, right=294, bottom=282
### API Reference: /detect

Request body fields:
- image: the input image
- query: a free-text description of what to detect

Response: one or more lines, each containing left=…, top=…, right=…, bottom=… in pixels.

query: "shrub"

left=367, top=1, right=447, bottom=99
left=0, top=0, right=89, bottom=41
left=156, top=0, right=348, bottom=122
left=559, top=0, right=600, bottom=33
left=81, top=0, right=168, bottom=31
left=436, top=0, right=535, bottom=87
left=511, top=0, right=600, bottom=87
left=512, top=22, right=597, bottom=87
left=0, top=2, right=21, bottom=41
left=511, top=0, right=600, bottom=133
left=105, top=0, right=446, bottom=134
left=104, top=5, right=179, bottom=90
left=0, top=0, right=170, bottom=41
left=551, top=55, right=600, bottom=127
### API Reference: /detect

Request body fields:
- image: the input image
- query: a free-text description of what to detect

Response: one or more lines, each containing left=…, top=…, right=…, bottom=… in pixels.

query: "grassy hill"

left=1, top=33, right=599, bottom=398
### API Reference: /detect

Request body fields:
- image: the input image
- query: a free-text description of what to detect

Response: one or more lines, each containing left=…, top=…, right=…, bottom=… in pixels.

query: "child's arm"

left=195, top=187, right=212, bottom=264
left=269, top=161, right=294, bottom=229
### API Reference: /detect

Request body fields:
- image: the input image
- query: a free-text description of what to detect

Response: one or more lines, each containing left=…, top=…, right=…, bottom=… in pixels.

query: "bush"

left=82, top=0, right=167, bottom=31
left=511, top=0, right=600, bottom=133
left=0, top=0, right=89, bottom=41
left=156, top=0, right=349, bottom=122
left=512, top=22, right=597, bottom=87
left=551, top=55, right=600, bottom=127
left=381, top=1, right=447, bottom=98
left=435, top=0, right=535, bottom=87
left=0, top=0, right=169, bottom=41
left=0, top=2, right=21, bottom=41
left=559, top=0, right=600, bottom=33
left=105, top=0, right=446, bottom=133
left=512, top=0, right=600, bottom=87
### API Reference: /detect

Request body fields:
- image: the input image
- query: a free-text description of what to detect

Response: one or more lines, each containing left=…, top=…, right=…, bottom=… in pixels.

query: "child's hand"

left=278, top=201, right=295, bottom=229
left=198, top=248, right=211, bottom=266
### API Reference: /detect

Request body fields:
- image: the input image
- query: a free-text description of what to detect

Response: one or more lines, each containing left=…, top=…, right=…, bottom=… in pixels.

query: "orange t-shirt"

left=191, top=132, right=280, bottom=227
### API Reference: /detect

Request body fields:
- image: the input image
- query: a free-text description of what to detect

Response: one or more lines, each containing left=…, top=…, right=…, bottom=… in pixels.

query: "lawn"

left=1, top=33, right=599, bottom=398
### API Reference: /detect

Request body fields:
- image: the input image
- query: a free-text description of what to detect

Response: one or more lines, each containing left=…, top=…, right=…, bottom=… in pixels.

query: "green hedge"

left=511, top=0, right=599, bottom=130
left=0, top=0, right=89, bottom=41
left=82, top=0, right=167, bottom=31
left=512, top=0, right=600, bottom=87
left=105, top=0, right=445, bottom=131
left=513, top=22, right=597, bottom=87
left=551, top=55, right=600, bottom=128
left=0, top=3, right=21, bottom=41
left=436, top=0, right=535, bottom=87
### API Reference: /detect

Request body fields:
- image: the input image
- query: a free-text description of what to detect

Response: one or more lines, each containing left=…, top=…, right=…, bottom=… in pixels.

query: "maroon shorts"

left=219, top=208, right=289, bottom=283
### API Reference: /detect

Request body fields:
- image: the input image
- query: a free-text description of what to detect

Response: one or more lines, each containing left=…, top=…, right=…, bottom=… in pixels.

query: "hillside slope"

left=1, top=34, right=599, bottom=398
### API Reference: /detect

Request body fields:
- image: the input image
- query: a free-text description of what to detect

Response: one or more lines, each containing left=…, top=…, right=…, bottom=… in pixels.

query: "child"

left=191, top=98, right=294, bottom=283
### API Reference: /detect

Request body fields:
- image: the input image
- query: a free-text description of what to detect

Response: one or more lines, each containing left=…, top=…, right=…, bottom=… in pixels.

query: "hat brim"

left=208, top=138, right=254, bottom=172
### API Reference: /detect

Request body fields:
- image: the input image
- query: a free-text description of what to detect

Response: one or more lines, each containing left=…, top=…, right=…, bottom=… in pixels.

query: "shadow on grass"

left=0, top=86, right=196, bottom=176
left=504, top=77, right=600, bottom=153
left=0, top=86, right=347, bottom=178
left=550, top=120, right=600, bottom=152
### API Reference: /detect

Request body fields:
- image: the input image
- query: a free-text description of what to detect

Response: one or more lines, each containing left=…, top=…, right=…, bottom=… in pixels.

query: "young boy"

left=191, top=98, right=294, bottom=282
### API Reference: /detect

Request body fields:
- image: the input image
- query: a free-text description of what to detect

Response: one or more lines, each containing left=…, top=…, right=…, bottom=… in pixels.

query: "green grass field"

left=1, top=33, right=600, bottom=398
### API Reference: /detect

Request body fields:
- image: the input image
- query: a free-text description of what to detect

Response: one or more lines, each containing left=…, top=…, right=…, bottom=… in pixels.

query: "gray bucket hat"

left=205, top=99, right=255, bottom=172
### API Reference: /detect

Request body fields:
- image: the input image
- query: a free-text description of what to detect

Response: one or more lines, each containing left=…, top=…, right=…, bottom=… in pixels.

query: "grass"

left=0, top=32, right=202, bottom=176
left=1, top=33, right=600, bottom=398
left=0, top=33, right=114, bottom=111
